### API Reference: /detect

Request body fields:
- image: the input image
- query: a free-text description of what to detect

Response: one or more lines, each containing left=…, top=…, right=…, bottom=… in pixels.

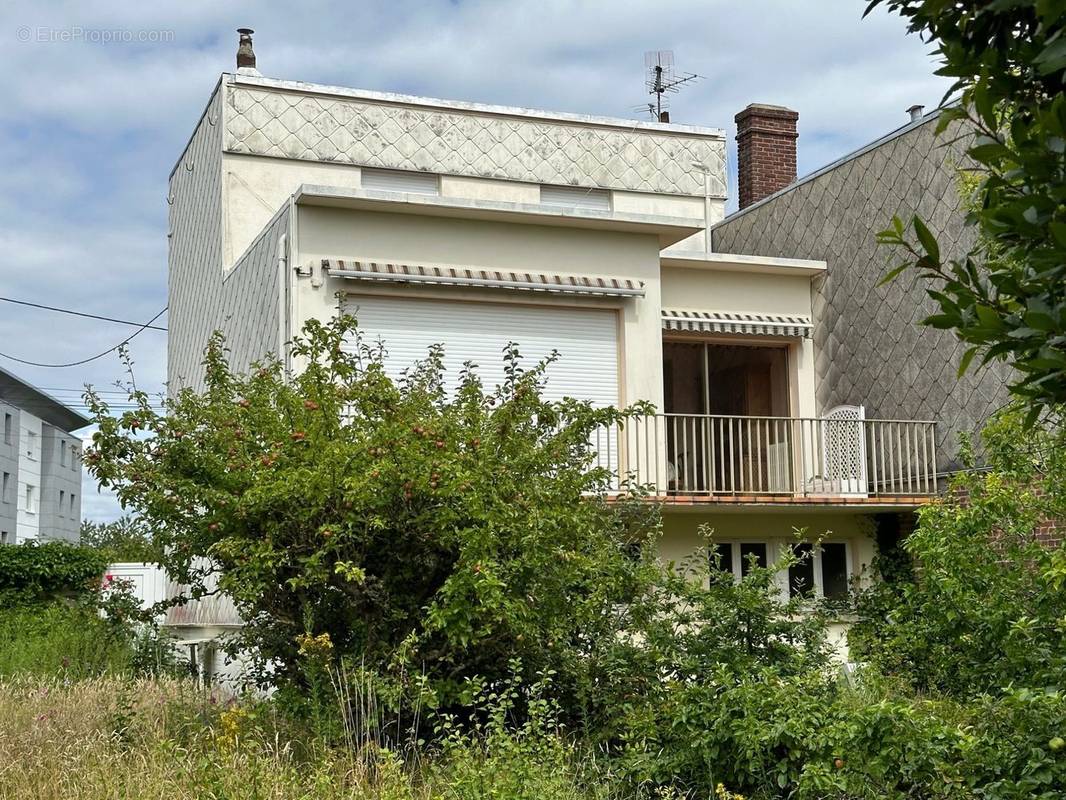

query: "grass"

left=0, top=603, right=133, bottom=678
left=0, top=603, right=617, bottom=799
left=0, top=675, right=616, bottom=800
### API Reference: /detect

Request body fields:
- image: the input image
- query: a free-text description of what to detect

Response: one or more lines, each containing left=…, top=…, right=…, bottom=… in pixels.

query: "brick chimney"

left=735, top=103, right=799, bottom=209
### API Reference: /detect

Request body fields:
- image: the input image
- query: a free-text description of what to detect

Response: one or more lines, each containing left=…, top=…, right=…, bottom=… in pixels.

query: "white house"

left=164, top=32, right=940, bottom=660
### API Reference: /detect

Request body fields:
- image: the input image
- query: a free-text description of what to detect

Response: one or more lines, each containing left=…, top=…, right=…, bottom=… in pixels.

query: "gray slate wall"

left=711, top=115, right=1010, bottom=471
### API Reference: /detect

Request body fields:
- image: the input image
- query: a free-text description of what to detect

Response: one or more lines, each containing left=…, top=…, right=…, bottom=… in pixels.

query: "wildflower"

left=296, top=631, right=334, bottom=659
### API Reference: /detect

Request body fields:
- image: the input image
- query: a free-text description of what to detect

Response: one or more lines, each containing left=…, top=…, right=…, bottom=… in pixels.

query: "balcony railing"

left=594, top=413, right=938, bottom=499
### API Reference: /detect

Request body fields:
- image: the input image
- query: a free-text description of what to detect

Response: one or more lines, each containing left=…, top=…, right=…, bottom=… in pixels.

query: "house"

left=166, top=32, right=963, bottom=656
left=0, top=366, right=88, bottom=544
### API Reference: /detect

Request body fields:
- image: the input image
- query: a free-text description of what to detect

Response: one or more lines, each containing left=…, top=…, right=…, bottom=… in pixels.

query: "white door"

left=341, top=295, right=620, bottom=472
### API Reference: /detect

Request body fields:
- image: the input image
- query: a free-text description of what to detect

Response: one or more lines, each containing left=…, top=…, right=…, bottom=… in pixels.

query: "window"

left=361, top=167, right=439, bottom=195
left=788, top=543, right=816, bottom=598
left=59, top=490, right=65, bottom=516
left=819, top=542, right=850, bottom=600
left=1, top=473, right=8, bottom=504
left=69, top=493, right=76, bottom=516
left=25, top=484, right=37, bottom=515
left=25, top=431, right=38, bottom=460
left=709, top=542, right=733, bottom=579
left=0, top=531, right=8, bottom=545
left=739, top=542, right=768, bottom=577
left=71, top=446, right=79, bottom=470
left=540, top=184, right=611, bottom=211
left=3, top=413, right=11, bottom=444
left=60, top=440, right=67, bottom=466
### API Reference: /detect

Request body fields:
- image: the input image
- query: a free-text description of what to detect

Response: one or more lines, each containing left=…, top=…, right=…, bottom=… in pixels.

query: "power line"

left=0, top=296, right=168, bottom=331
left=0, top=307, right=168, bottom=368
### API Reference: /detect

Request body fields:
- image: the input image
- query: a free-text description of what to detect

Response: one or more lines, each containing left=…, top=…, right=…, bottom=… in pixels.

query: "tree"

left=870, top=0, right=1066, bottom=421
left=80, top=516, right=157, bottom=562
left=84, top=315, right=659, bottom=710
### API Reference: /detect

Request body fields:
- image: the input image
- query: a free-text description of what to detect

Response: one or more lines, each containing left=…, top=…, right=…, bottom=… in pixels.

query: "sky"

left=0, top=1, right=950, bottom=522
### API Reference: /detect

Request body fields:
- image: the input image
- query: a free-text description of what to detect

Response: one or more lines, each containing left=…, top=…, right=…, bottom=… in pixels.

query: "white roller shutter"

left=342, top=295, right=619, bottom=407
left=361, top=168, right=439, bottom=195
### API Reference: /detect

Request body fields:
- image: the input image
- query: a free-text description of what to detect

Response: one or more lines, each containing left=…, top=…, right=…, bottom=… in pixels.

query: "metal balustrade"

left=595, top=413, right=938, bottom=498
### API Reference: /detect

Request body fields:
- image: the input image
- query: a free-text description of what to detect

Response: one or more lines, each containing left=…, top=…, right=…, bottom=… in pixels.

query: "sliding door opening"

left=663, top=340, right=792, bottom=493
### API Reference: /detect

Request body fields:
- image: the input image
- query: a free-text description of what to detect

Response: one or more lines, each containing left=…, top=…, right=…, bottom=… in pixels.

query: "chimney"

left=907, top=104, right=925, bottom=122
left=735, top=103, right=799, bottom=210
left=236, top=28, right=257, bottom=71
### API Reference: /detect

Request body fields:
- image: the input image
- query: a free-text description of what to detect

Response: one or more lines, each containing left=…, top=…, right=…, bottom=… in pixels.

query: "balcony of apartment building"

left=595, top=312, right=938, bottom=507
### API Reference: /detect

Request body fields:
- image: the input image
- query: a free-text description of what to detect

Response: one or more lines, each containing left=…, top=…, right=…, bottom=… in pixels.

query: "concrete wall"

left=0, top=403, right=18, bottom=544
left=15, top=411, right=42, bottom=543
left=711, top=115, right=1010, bottom=471
left=294, top=205, right=665, bottom=409
left=38, top=425, right=81, bottom=542
left=659, top=266, right=818, bottom=418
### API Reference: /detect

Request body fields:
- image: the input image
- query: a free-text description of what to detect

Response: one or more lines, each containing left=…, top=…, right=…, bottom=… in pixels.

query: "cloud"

left=0, top=0, right=951, bottom=522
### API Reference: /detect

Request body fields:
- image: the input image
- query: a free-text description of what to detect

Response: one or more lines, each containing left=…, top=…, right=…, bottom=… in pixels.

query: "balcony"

left=597, top=412, right=938, bottom=504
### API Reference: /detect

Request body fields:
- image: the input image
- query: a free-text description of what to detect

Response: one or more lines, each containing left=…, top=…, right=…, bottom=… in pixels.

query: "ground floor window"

left=712, top=539, right=852, bottom=600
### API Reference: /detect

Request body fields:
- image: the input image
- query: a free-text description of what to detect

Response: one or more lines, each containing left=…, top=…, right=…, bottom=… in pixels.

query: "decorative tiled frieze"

left=223, top=86, right=726, bottom=198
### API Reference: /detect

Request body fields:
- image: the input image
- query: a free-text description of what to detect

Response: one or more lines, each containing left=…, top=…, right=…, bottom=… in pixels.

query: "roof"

left=714, top=106, right=946, bottom=227
left=0, top=365, right=91, bottom=432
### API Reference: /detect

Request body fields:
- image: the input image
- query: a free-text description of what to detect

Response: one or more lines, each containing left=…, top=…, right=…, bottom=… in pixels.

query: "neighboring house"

left=0, top=366, right=88, bottom=544
left=166, top=33, right=974, bottom=658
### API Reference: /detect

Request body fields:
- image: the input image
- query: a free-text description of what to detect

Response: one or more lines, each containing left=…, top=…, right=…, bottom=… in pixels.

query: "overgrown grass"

left=0, top=603, right=133, bottom=678
left=0, top=676, right=617, bottom=800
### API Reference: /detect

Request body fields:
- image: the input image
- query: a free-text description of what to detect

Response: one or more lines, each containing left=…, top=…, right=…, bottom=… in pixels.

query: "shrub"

left=0, top=541, right=108, bottom=606
left=85, top=315, right=661, bottom=713
left=850, top=408, right=1066, bottom=696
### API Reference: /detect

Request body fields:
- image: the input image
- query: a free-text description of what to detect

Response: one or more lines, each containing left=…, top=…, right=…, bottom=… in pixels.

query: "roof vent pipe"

left=236, top=28, right=257, bottom=70
left=907, top=104, right=925, bottom=122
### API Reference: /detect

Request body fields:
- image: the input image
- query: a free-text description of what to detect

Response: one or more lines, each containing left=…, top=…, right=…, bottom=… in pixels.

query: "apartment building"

left=167, top=35, right=965, bottom=651
left=0, top=366, right=88, bottom=544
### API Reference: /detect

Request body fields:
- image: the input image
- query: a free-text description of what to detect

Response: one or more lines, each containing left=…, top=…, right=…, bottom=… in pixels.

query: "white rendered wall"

left=15, top=411, right=42, bottom=543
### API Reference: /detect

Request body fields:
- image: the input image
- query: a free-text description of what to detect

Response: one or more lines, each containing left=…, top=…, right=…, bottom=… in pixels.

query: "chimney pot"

left=236, top=28, right=256, bottom=70
left=734, top=103, right=799, bottom=210
left=658, top=111, right=670, bottom=123
left=907, top=104, right=925, bottom=122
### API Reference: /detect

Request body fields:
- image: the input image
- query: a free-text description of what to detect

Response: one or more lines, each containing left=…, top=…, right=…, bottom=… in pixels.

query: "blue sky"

left=0, top=1, right=950, bottom=522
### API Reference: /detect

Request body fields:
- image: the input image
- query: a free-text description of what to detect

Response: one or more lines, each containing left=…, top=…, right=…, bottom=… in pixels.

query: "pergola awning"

left=662, top=309, right=812, bottom=338
left=322, top=259, right=645, bottom=298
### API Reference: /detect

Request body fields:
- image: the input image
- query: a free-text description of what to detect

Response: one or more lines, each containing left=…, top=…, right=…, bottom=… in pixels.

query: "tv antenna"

left=643, top=50, right=701, bottom=122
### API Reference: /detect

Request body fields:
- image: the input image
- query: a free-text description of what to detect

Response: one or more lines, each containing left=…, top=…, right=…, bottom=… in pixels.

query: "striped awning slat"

left=321, top=259, right=644, bottom=297
left=662, top=309, right=812, bottom=338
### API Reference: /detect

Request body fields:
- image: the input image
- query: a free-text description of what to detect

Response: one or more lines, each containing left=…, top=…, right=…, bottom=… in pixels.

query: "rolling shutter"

left=341, top=295, right=619, bottom=407
left=361, top=168, right=439, bottom=195
left=540, top=185, right=611, bottom=211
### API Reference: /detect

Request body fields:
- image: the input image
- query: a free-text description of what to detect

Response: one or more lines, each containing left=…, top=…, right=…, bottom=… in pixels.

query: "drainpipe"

left=691, top=161, right=713, bottom=254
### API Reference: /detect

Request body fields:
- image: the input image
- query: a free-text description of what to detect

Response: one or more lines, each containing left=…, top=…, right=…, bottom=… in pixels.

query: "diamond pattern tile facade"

left=169, top=89, right=287, bottom=394
left=712, top=117, right=1011, bottom=471
left=223, top=86, right=726, bottom=197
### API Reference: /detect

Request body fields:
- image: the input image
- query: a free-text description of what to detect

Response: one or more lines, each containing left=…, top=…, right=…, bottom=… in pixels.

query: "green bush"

left=0, top=541, right=108, bottom=605
left=850, top=409, right=1066, bottom=696
left=85, top=315, right=661, bottom=715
